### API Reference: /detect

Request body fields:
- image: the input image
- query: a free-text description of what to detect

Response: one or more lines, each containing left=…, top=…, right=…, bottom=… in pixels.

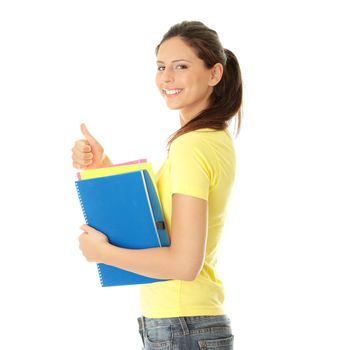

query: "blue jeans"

left=137, top=314, right=233, bottom=349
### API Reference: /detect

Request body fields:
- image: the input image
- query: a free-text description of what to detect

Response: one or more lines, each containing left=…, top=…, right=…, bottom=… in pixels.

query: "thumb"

left=80, top=123, right=98, bottom=145
left=80, top=224, right=97, bottom=234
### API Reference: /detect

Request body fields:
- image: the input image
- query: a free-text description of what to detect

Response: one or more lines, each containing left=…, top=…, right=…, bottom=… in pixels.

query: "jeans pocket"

left=198, top=334, right=234, bottom=349
left=145, top=325, right=173, bottom=349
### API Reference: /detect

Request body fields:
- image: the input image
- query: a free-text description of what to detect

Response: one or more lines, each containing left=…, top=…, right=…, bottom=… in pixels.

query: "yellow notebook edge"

left=77, top=161, right=159, bottom=198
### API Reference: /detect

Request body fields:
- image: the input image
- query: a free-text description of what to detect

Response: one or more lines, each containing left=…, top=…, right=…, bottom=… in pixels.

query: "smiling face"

left=156, top=36, right=219, bottom=126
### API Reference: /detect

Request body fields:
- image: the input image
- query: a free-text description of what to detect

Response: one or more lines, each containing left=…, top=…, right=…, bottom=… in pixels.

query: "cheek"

left=184, top=70, right=208, bottom=91
left=155, top=75, right=161, bottom=89
left=187, top=78, right=210, bottom=98
left=155, top=76, right=165, bottom=96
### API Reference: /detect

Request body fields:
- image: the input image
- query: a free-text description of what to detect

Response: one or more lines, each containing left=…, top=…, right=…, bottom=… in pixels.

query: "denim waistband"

left=137, top=314, right=231, bottom=336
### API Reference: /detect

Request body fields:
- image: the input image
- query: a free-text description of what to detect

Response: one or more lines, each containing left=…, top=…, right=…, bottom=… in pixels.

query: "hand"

left=79, top=224, right=110, bottom=263
left=71, top=123, right=106, bottom=169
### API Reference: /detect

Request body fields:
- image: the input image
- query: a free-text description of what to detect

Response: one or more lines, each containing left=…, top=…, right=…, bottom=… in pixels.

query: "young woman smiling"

left=71, top=20, right=243, bottom=350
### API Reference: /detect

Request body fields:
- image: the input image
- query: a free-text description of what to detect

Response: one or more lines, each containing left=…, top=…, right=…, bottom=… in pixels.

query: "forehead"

left=157, top=36, right=198, bottom=61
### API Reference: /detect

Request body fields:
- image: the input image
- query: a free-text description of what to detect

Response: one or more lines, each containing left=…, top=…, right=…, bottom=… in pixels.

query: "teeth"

left=164, top=89, right=182, bottom=95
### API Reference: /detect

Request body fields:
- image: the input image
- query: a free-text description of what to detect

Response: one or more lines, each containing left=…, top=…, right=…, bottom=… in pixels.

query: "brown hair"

left=155, top=20, right=243, bottom=150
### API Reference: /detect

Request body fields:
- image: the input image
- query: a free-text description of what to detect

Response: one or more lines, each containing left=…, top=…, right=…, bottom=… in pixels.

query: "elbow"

left=182, top=270, right=200, bottom=281
left=178, top=262, right=203, bottom=281
left=170, top=247, right=204, bottom=281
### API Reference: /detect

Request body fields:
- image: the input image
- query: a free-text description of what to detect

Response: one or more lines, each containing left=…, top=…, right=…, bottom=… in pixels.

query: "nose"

left=161, top=67, right=175, bottom=84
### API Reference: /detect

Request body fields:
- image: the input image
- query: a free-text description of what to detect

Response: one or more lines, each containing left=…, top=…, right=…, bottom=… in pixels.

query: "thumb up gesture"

left=71, top=123, right=110, bottom=169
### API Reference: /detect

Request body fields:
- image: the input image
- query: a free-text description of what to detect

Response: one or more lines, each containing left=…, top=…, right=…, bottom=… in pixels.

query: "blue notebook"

left=75, top=169, right=170, bottom=287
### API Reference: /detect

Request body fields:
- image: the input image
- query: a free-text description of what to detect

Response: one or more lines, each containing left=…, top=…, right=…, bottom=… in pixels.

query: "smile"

left=163, top=89, right=183, bottom=96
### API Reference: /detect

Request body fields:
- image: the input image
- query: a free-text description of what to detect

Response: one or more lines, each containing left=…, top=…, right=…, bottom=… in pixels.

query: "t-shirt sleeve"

left=168, top=133, right=213, bottom=201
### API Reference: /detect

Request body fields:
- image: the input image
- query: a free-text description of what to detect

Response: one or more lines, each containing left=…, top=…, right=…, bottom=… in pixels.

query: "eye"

left=175, top=64, right=188, bottom=70
left=157, top=65, right=165, bottom=71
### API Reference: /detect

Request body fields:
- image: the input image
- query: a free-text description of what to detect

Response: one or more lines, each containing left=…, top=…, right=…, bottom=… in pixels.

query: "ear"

left=208, top=63, right=224, bottom=87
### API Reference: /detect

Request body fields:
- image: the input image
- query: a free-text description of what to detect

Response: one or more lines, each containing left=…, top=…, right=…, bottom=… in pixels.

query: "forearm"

left=100, top=244, right=194, bottom=281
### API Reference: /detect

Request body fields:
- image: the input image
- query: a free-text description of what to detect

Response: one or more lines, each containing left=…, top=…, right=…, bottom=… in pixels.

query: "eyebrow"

left=156, top=59, right=191, bottom=64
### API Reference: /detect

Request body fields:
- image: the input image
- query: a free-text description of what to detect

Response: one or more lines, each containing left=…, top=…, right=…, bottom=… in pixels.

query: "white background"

left=1, top=0, right=349, bottom=349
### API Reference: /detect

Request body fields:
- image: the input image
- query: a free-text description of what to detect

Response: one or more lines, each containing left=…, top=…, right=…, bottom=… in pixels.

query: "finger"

left=72, top=153, right=93, bottom=166
left=72, top=161, right=82, bottom=169
left=81, top=224, right=100, bottom=235
left=72, top=147, right=94, bottom=161
left=79, top=232, right=86, bottom=240
left=80, top=224, right=93, bottom=232
left=81, top=123, right=98, bottom=146
left=74, top=139, right=92, bottom=152
left=73, top=160, right=89, bottom=170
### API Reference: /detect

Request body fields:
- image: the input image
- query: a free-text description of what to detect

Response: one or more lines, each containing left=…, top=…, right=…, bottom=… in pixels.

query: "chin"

left=166, top=105, right=181, bottom=110
left=165, top=101, right=184, bottom=110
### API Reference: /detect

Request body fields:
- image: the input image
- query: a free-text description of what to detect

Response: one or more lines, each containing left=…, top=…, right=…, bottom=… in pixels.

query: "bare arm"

left=97, top=193, right=208, bottom=281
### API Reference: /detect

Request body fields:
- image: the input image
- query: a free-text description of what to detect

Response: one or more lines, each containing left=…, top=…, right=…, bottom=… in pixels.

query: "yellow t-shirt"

left=139, top=127, right=236, bottom=318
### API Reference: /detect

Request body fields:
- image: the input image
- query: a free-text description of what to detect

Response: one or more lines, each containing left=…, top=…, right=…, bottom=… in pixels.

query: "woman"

left=72, top=20, right=242, bottom=350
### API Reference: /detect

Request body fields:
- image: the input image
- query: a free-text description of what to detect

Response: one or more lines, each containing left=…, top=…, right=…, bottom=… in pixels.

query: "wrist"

left=101, top=153, right=112, bottom=167
left=99, top=241, right=116, bottom=265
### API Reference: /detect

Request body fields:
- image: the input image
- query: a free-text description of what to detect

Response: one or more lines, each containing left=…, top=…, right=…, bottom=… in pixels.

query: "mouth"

left=163, top=88, right=183, bottom=97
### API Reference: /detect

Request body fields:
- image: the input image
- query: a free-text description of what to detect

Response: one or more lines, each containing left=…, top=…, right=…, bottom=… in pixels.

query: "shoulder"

left=168, top=129, right=226, bottom=180
left=169, top=128, right=232, bottom=156
left=171, top=129, right=205, bottom=147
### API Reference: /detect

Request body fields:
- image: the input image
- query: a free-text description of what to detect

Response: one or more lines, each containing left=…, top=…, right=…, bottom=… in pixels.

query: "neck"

left=178, top=92, right=213, bottom=127
left=179, top=112, right=187, bottom=127
left=179, top=106, right=202, bottom=127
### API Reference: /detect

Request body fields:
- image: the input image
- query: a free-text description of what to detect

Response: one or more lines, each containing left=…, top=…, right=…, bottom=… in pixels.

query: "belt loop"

left=178, top=317, right=190, bottom=335
left=141, top=316, right=146, bottom=334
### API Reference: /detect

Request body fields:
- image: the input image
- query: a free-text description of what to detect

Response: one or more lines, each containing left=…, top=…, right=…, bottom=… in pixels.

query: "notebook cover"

left=75, top=170, right=170, bottom=287
left=77, top=160, right=159, bottom=198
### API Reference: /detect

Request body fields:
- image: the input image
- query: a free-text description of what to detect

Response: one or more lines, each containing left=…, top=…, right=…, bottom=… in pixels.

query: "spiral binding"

left=75, top=181, right=104, bottom=287
left=75, top=182, right=88, bottom=223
